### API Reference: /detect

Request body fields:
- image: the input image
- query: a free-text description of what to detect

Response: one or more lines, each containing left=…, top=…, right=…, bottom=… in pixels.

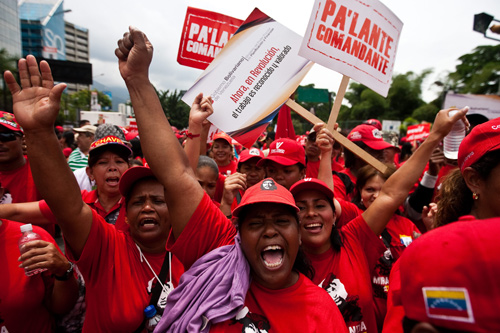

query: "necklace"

left=135, top=244, right=172, bottom=290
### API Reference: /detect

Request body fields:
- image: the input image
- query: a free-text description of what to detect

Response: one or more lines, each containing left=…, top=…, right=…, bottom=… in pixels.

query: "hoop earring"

left=472, top=192, right=479, bottom=200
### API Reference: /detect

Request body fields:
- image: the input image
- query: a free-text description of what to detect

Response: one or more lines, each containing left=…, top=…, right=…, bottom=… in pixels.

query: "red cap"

left=213, top=132, right=233, bottom=146
left=232, top=178, right=299, bottom=217
left=238, top=148, right=265, bottom=165
left=257, top=138, right=306, bottom=168
left=398, top=217, right=500, bottom=332
left=458, top=118, right=500, bottom=172
left=289, top=178, right=334, bottom=204
left=0, top=111, right=23, bottom=132
left=347, top=124, right=393, bottom=150
left=119, top=166, right=155, bottom=196
left=89, top=135, right=132, bottom=158
left=364, top=118, right=382, bottom=130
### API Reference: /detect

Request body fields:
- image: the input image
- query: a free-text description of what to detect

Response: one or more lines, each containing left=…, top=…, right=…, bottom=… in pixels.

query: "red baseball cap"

left=347, top=124, right=393, bottom=150
left=289, top=178, right=334, bottom=204
left=232, top=178, right=299, bottom=218
left=398, top=217, right=500, bottom=332
left=364, top=118, right=382, bottom=130
left=238, top=148, right=265, bottom=165
left=0, top=111, right=23, bottom=132
left=89, top=135, right=132, bottom=159
left=119, top=166, right=155, bottom=196
left=257, top=138, right=306, bottom=168
left=213, top=132, right=233, bottom=146
left=458, top=117, right=500, bottom=172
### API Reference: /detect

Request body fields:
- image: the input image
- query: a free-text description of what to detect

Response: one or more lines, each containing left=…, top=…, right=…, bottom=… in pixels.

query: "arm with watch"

left=18, top=239, right=79, bottom=315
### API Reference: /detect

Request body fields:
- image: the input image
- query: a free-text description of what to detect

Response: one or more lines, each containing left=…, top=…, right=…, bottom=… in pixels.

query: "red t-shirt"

left=0, top=158, right=55, bottom=236
left=305, top=159, right=320, bottom=178
left=211, top=273, right=347, bottom=332
left=0, top=220, right=57, bottom=332
left=39, top=190, right=128, bottom=231
left=0, top=158, right=41, bottom=203
left=333, top=168, right=357, bottom=202
left=168, top=194, right=347, bottom=332
left=307, top=215, right=386, bottom=333
left=336, top=199, right=361, bottom=229
left=371, top=214, right=421, bottom=331
left=66, top=209, right=184, bottom=332
left=218, top=159, right=238, bottom=176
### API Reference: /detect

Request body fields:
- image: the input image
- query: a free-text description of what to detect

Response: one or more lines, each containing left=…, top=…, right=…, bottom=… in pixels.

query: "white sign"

left=299, top=0, right=403, bottom=97
left=182, top=8, right=313, bottom=148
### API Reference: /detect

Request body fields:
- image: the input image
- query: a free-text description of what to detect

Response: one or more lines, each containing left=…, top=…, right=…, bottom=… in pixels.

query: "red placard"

left=177, top=7, right=243, bottom=70
left=406, top=123, right=431, bottom=142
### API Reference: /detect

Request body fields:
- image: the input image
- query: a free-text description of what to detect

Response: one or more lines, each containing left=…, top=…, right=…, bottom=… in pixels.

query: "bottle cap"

left=144, top=305, right=157, bottom=318
left=20, top=223, right=33, bottom=233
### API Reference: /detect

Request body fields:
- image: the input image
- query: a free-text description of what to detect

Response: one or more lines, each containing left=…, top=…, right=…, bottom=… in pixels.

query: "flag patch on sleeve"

left=423, top=287, right=474, bottom=323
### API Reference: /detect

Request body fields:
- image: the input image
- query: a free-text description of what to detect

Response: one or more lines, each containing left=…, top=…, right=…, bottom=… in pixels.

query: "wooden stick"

left=326, top=75, right=350, bottom=133
left=286, top=98, right=389, bottom=174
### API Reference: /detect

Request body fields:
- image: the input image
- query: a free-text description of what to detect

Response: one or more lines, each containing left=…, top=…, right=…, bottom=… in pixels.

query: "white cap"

left=20, top=223, right=33, bottom=233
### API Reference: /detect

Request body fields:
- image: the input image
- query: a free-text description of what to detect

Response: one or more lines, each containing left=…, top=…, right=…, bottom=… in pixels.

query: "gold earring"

left=472, top=192, right=479, bottom=200
left=125, top=218, right=129, bottom=224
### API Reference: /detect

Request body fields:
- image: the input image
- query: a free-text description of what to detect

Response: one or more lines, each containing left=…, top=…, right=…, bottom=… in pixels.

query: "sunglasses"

left=0, top=132, right=21, bottom=142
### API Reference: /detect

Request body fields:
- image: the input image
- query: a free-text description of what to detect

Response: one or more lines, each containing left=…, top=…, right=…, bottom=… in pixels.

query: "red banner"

left=177, top=7, right=243, bottom=70
left=406, top=123, right=431, bottom=142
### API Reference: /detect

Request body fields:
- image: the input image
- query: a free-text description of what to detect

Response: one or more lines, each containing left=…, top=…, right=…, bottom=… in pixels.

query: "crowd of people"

left=1, top=26, right=499, bottom=333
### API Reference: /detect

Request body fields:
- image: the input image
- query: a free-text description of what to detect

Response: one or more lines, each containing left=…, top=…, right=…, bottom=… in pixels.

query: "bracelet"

left=54, top=262, right=74, bottom=281
left=185, top=132, right=200, bottom=139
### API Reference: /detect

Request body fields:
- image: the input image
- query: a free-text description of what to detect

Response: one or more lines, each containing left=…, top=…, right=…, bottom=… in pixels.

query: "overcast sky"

left=62, top=0, right=500, bottom=104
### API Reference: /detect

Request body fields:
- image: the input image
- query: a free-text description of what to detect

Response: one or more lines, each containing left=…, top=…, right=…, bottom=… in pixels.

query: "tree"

left=448, top=44, right=500, bottom=95
left=0, top=49, right=18, bottom=112
left=155, top=88, right=190, bottom=130
left=339, top=70, right=432, bottom=130
left=67, top=89, right=112, bottom=111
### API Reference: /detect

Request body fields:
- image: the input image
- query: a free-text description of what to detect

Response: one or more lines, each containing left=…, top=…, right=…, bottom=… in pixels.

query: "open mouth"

left=303, top=222, right=323, bottom=233
left=139, top=218, right=158, bottom=231
left=106, top=177, right=120, bottom=186
left=261, top=245, right=284, bottom=269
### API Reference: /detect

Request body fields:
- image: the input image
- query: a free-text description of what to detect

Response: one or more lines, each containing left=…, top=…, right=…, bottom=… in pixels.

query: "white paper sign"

left=182, top=8, right=313, bottom=148
left=299, top=0, right=403, bottom=97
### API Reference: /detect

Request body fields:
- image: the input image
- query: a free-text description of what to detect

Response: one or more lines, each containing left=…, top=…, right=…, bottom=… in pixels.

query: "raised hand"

left=115, top=26, right=153, bottom=83
left=3, top=55, right=66, bottom=131
left=189, top=93, right=214, bottom=129
left=314, top=122, right=334, bottom=155
left=430, top=107, right=469, bottom=140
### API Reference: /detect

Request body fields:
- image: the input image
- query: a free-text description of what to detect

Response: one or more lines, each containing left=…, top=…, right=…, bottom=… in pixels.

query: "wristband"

left=54, top=262, right=74, bottom=281
left=185, top=132, right=200, bottom=139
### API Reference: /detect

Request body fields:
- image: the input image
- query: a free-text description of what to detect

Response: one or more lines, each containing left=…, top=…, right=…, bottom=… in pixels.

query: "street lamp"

left=473, top=12, right=500, bottom=42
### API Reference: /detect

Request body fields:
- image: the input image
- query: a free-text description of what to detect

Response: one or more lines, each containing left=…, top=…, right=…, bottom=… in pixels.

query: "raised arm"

left=184, top=99, right=213, bottom=172
left=115, top=27, right=209, bottom=239
left=315, top=123, right=344, bottom=218
left=363, top=108, right=468, bottom=236
left=4, top=56, right=93, bottom=257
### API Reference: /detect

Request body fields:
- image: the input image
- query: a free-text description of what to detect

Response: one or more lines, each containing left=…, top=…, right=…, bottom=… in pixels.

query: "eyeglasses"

left=0, top=132, right=21, bottom=143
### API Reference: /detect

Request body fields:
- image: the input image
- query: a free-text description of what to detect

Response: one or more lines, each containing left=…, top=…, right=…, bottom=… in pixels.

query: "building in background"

left=19, top=0, right=67, bottom=60
left=0, top=0, right=22, bottom=57
left=65, top=21, right=90, bottom=93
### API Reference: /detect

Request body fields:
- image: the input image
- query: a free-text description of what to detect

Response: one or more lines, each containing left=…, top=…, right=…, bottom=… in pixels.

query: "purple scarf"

left=154, top=234, right=250, bottom=332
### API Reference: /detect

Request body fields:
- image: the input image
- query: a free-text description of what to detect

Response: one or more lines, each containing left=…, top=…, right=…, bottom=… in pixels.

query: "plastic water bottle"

left=144, top=305, right=162, bottom=332
left=18, top=224, right=47, bottom=276
left=443, top=107, right=468, bottom=160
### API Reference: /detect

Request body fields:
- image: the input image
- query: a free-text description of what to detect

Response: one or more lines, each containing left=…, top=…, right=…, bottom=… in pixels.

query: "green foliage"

left=449, top=45, right=500, bottom=94
left=155, top=87, right=190, bottom=130
left=342, top=70, right=432, bottom=130
left=65, top=89, right=112, bottom=111
left=412, top=103, right=439, bottom=123
left=0, top=48, right=18, bottom=112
